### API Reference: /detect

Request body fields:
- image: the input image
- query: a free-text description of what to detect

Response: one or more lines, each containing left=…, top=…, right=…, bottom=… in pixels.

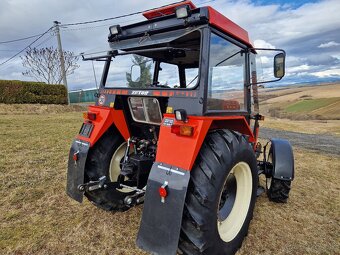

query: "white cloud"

left=318, top=41, right=340, bottom=48
left=311, top=68, right=340, bottom=78
left=253, top=39, right=275, bottom=49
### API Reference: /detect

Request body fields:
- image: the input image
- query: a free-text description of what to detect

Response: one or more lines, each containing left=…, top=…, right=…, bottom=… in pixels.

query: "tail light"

left=83, top=112, right=97, bottom=121
left=171, top=124, right=194, bottom=137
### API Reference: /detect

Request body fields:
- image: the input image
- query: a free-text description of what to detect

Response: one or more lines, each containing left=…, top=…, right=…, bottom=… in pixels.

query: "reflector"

left=159, top=187, right=167, bottom=198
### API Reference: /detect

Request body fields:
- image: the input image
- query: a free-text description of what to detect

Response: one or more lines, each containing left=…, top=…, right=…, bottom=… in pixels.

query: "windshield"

left=105, top=30, right=201, bottom=89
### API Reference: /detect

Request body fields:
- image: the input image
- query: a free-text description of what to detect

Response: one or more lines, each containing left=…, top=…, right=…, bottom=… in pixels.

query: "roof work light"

left=175, top=5, right=191, bottom=19
left=174, top=109, right=188, bottom=122
left=109, top=25, right=121, bottom=36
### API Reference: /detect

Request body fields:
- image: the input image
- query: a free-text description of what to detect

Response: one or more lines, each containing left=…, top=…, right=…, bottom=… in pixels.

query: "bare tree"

left=21, top=47, right=79, bottom=84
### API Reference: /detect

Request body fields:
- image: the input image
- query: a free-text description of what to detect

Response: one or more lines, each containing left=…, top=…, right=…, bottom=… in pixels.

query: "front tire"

left=179, top=130, right=258, bottom=255
left=266, top=149, right=292, bottom=203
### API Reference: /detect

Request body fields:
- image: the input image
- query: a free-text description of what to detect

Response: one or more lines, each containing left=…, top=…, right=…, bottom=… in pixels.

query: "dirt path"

left=260, top=127, right=340, bottom=156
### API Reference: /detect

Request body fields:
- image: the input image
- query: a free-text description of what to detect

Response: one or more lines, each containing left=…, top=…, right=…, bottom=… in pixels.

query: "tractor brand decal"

left=102, top=89, right=129, bottom=95
left=152, top=91, right=197, bottom=98
left=101, top=89, right=198, bottom=98
left=98, top=94, right=106, bottom=105
left=162, top=118, right=174, bottom=127
left=131, top=91, right=150, bottom=96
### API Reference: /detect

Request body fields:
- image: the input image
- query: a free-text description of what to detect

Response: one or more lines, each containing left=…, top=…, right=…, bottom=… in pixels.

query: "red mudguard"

left=156, top=114, right=255, bottom=170
left=78, top=105, right=130, bottom=146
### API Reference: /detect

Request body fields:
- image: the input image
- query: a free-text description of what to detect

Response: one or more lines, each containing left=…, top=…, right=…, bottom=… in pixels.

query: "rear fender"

left=137, top=162, right=190, bottom=255
left=156, top=114, right=254, bottom=170
left=270, top=139, right=294, bottom=180
left=78, top=105, right=130, bottom=146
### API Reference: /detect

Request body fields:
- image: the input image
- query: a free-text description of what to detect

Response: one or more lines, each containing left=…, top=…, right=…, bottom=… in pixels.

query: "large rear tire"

left=84, top=125, right=134, bottom=211
left=179, top=130, right=258, bottom=255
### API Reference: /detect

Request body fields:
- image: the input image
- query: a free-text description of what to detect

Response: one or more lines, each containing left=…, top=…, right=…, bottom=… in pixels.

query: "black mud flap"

left=66, top=139, right=90, bottom=203
left=271, top=138, right=294, bottom=180
left=137, top=162, right=190, bottom=255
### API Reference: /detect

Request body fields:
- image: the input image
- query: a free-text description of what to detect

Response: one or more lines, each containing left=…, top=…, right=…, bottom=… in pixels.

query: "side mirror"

left=131, top=65, right=141, bottom=82
left=274, top=53, right=285, bottom=78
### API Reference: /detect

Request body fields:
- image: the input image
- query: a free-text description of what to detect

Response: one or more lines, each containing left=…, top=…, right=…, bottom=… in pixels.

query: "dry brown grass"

left=261, top=117, right=340, bottom=137
left=262, top=83, right=340, bottom=104
left=0, top=107, right=339, bottom=255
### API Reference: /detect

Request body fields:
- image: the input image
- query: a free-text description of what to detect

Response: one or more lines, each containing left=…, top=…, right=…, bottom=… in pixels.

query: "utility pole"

left=54, top=21, right=70, bottom=105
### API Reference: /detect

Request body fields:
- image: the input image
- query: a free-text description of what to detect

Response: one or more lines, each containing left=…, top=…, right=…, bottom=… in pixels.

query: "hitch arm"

left=78, top=176, right=107, bottom=192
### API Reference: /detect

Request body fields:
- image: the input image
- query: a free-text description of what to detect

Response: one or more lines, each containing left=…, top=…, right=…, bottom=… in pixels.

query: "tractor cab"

left=82, top=0, right=284, bottom=124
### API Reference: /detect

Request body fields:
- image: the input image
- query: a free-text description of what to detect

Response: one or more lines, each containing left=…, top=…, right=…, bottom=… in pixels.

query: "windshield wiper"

left=215, top=50, right=244, bottom=67
left=81, top=47, right=198, bottom=61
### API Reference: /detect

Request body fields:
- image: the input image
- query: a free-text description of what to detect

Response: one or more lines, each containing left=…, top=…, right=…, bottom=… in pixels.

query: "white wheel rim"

left=109, top=142, right=132, bottom=193
left=217, top=162, right=253, bottom=242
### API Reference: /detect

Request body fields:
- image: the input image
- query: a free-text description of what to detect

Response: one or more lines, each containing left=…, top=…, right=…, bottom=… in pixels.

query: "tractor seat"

left=207, top=98, right=241, bottom=110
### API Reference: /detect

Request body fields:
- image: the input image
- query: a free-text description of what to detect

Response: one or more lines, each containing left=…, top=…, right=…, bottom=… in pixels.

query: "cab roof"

left=142, top=1, right=252, bottom=48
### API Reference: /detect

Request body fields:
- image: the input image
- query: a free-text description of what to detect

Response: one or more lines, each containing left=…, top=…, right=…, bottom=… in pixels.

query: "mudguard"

left=66, top=139, right=90, bottom=203
left=137, top=162, right=190, bottom=255
left=270, top=138, right=294, bottom=181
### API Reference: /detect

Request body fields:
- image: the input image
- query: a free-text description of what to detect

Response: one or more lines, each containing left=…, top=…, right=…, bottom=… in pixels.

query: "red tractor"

left=67, top=1, right=294, bottom=254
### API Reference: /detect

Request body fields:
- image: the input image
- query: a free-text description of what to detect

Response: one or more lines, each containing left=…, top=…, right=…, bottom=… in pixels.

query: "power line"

left=0, top=33, right=44, bottom=44
left=61, top=17, right=143, bottom=32
left=0, top=27, right=53, bottom=67
left=61, top=0, right=186, bottom=26
left=35, top=34, right=55, bottom=48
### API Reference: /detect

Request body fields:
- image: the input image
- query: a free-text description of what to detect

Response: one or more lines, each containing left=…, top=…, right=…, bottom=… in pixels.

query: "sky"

left=0, top=0, right=339, bottom=90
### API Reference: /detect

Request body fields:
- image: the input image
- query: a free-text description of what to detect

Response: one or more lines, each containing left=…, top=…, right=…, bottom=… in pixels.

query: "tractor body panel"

left=66, top=139, right=90, bottom=202
left=66, top=106, right=130, bottom=202
left=136, top=162, right=190, bottom=255
left=78, top=105, right=130, bottom=146
left=270, top=139, right=295, bottom=180
left=156, top=114, right=255, bottom=170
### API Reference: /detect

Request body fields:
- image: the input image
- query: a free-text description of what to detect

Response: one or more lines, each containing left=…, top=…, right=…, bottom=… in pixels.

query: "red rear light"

left=83, top=112, right=97, bottom=121
left=171, top=124, right=194, bottom=137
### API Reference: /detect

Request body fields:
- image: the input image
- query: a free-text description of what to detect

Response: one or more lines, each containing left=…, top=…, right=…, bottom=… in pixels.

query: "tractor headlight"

left=109, top=25, right=121, bottom=36
left=175, top=5, right=191, bottom=19
left=128, top=97, right=162, bottom=125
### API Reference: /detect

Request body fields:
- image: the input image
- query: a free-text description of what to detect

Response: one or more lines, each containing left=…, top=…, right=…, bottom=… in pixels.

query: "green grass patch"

left=286, top=97, right=340, bottom=113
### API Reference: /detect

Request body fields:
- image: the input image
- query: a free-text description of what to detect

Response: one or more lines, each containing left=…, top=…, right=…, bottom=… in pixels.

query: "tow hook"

left=121, top=185, right=146, bottom=206
left=78, top=176, right=107, bottom=192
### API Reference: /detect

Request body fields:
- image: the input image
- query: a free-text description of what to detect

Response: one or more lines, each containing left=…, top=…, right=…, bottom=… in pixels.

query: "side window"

left=185, top=68, right=199, bottom=88
left=207, top=33, right=246, bottom=111
left=158, top=63, right=180, bottom=88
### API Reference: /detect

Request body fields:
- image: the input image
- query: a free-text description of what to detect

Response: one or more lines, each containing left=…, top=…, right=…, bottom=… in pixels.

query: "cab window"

left=207, top=33, right=246, bottom=111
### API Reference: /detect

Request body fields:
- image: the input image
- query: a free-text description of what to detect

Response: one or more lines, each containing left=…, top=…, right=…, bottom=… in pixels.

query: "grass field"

left=0, top=105, right=339, bottom=255
left=259, top=83, right=340, bottom=120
